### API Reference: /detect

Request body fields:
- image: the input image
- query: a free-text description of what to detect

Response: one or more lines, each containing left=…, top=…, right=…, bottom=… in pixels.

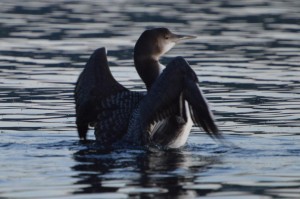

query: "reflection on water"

left=70, top=134, right=300, bottom=198
left=72, top=145, right=221, bottom=198
left=0, top=0, right=300, bottom=198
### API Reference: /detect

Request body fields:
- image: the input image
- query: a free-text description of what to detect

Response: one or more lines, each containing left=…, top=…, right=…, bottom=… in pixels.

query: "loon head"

left=134, top=28, right=196, bottom=90
left=134, top=28, right=197, bottom=60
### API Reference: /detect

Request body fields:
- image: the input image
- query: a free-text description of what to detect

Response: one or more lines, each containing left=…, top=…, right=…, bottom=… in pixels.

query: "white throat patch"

left=162, top=42, right=176, bottom=55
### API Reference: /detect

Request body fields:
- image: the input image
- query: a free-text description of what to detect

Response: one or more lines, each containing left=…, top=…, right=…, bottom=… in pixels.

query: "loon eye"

left=164, top=34, right=169, bottom=39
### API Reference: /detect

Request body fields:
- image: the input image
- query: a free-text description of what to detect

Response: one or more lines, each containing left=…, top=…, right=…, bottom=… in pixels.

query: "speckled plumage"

left=95, top=91, right=144, bottom=146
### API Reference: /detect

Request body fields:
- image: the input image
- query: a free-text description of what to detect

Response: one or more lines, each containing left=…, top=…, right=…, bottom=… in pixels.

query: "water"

left=0, top=0, right=299, bottom=198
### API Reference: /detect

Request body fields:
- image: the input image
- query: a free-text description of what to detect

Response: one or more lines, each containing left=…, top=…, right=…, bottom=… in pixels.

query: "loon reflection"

left=75, top=28, right=222, bottom=148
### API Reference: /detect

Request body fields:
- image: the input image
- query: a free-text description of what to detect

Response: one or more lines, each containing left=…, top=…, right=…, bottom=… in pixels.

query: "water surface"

left=0, top=0, right=299, bottom=198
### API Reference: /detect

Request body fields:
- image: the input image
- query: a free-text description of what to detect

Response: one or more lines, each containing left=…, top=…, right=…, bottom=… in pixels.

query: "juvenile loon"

left=75, top=28, right=222, bottom=148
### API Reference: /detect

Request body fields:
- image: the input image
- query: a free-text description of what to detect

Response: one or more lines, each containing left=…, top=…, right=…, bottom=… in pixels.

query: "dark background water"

left=0, top=0, right=299, bottom=198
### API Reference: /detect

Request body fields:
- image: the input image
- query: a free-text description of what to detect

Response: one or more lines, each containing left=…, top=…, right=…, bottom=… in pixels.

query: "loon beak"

left=171, top=33, right=197, bottom=43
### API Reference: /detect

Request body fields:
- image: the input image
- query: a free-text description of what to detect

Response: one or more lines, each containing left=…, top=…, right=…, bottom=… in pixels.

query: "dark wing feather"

left=183, top=78, right=222, bottom=139
left=74, top=48, right=127, bottom=140
left=138, top=56, right=222, bottom=142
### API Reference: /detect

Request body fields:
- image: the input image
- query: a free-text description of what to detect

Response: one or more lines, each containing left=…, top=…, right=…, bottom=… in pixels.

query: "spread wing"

left=74, top=47, right=127, bottom=140
left=139, top=56, right=222, bottom=144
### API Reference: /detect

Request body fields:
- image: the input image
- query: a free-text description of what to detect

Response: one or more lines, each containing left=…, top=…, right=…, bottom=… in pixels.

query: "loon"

left=74, top=28, right=222, bottom=148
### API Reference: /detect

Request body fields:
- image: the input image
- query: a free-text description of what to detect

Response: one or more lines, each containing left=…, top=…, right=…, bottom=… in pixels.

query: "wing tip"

left=94, top=47, right=107, bottom=54
left=90, top=47, right=108, bottom=63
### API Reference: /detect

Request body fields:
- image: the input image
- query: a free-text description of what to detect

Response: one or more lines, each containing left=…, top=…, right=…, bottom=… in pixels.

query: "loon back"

left=95, top=91, right=144, bottom=147
left=74, top=48, right=127, bottom=140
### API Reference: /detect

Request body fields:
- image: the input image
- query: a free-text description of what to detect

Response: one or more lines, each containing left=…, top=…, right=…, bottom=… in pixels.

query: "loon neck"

left=134, top=55, right=164, bottom=91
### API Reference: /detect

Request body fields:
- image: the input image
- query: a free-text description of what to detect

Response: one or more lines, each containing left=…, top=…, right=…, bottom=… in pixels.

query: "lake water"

left=0, top=0, right=299, bottom=198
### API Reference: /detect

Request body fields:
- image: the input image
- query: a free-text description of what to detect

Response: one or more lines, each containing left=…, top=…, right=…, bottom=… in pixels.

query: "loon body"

left=75, top=28, right=222, bottom=148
